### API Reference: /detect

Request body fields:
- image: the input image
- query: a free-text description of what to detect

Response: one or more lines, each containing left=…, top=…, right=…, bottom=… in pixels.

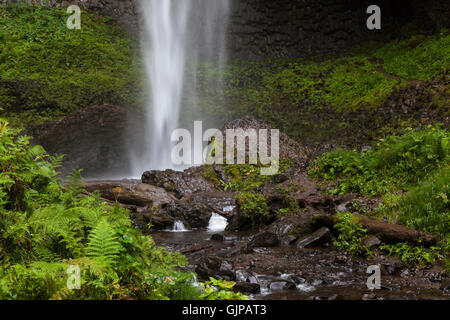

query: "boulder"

left=142, top=167, right=216, bottom=198
left=196, top=255, right=236, bottom=281
left=218, top=116, right=314, bottom=167
left=233, top=282, right=261, bottom=294
left=294, top=227, right=331, bottom=248
left=160, top=200, right=213, bottom=229
left=362, top=236, right=381, bottom=249
left=246, top=232, right=280, bottom=250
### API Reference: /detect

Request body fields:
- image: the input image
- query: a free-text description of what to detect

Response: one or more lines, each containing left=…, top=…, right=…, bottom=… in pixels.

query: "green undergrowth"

left=235, top=192, right=271, bottom=228
left=374, top=29, right=450, bottom=81
left=332, top=213, right=445, bottom=268
left=194, top=31, right=448, bottom=144
left=0, top=5, right=142, bottom=128
left=309, top=126, right=449, bottom=196
left=0, top=120, right=247, bottom=300
left=311, top=128, right=449, bottom=268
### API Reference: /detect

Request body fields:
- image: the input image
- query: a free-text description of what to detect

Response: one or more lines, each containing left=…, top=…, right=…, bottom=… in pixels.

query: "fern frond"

left=85, top=219, right=122, bottom=267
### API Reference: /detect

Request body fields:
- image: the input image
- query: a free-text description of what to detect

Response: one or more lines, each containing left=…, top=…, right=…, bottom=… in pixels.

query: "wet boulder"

left=233, top=282, right=261, bottom=294
left=294, top=227, right=331, bottom=248
left=196, top=255, right=236, bottom=281
left=142, top=167, right=216, bottom=198
left=161, top=200, right=213, bottom=229
left=246, top=232, right=280, bottom=251
left=130, top=210, right=175, bottom=232
left=187, top=192, right=238, bottom=219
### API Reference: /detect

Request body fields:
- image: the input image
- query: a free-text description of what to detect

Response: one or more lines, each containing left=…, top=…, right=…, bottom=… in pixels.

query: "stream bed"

left=151, top=227, right=450, bottom=300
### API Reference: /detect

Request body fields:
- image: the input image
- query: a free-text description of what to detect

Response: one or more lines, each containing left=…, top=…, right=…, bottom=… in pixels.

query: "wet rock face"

left=30, top=105, right=137, bottom=178
left=141, top=167, right=216, bottom=199
left=161, top=200, right=213, bottom=229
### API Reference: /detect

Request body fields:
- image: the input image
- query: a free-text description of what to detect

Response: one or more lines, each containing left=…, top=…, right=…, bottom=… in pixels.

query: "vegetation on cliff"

left=194, top=29, right=449, bottom=144
left=0, top=5, right=142, bottom=128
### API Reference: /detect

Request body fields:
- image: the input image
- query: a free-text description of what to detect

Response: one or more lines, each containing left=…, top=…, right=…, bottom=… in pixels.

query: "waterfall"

left=172, top=220, right=189, bottom=232
left=131, top=0, right=230, bottom=176
left=207, top=213, right=228, bottom=233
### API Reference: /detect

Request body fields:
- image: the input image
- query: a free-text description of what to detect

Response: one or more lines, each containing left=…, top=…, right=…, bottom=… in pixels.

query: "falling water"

left=207, top=213, right=228, bottom=233
left=172, top=220, right=189, bottom=232
left=130, top=0, right=230, bottom=175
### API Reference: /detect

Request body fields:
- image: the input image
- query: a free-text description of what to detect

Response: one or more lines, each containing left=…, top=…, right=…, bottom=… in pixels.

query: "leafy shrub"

left=377, top=167, right=449, bottom=238
left=200, top=277, right=249, bottom=300
left=236, top=192, right=270, bottom=227
left=332, top=213, right=369, bottom=255
left=379, top=242, right=443, bottom=268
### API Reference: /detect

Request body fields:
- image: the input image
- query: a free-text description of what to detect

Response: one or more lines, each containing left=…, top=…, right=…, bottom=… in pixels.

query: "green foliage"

left=200, top=277, right=249, bottom=300
left=323, top=56, right=404, bottom=112
left=379, top=242, right=443, bottom=268
left=203, top=160, right=293, bottom=192
left=312, top=127, right=449, bottom=268
left=85, top=218, right=122, bottom=267
left=309, top=127, right=449, bottom=196
left=235, top=192, right=270, bottom=228
left=0, top=120, right=248, bottom=300
left=191, top=32, right=448, bottom=146
left=377, top=167, right=449, bottom=238
left=332, top=213, right=370, bottom=256
left=0, top=5, right=142, bottom=127
left=375, top=31, right=450, bottom=81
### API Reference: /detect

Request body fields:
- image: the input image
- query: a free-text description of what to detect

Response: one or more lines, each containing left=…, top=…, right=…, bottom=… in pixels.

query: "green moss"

left=192, top=32, right=448, bottom=146
left=0, top=5, right=142, bottom=128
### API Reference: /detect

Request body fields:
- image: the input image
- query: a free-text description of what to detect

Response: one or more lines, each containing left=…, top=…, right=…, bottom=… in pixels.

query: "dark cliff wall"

left=2, top=0, right=449, bottom=59
left=227, top=0, right=450, bottom=59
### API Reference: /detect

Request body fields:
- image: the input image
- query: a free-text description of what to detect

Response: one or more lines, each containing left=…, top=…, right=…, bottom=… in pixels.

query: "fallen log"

left=314, top=214, right=437, bottom=246
left=82, top=180, right=176, bottom=207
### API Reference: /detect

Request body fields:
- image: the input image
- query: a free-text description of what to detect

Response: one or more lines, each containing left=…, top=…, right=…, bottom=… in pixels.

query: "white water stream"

left=130, top=0, right=230, bottom=175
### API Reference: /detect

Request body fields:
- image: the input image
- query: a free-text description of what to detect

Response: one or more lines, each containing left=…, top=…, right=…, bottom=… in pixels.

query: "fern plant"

left=86, top=219, right=123, bottom=267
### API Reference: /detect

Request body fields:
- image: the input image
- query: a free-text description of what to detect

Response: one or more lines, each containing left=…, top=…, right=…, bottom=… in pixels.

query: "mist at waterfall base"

left=127, top=0, right=230, bottom=178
